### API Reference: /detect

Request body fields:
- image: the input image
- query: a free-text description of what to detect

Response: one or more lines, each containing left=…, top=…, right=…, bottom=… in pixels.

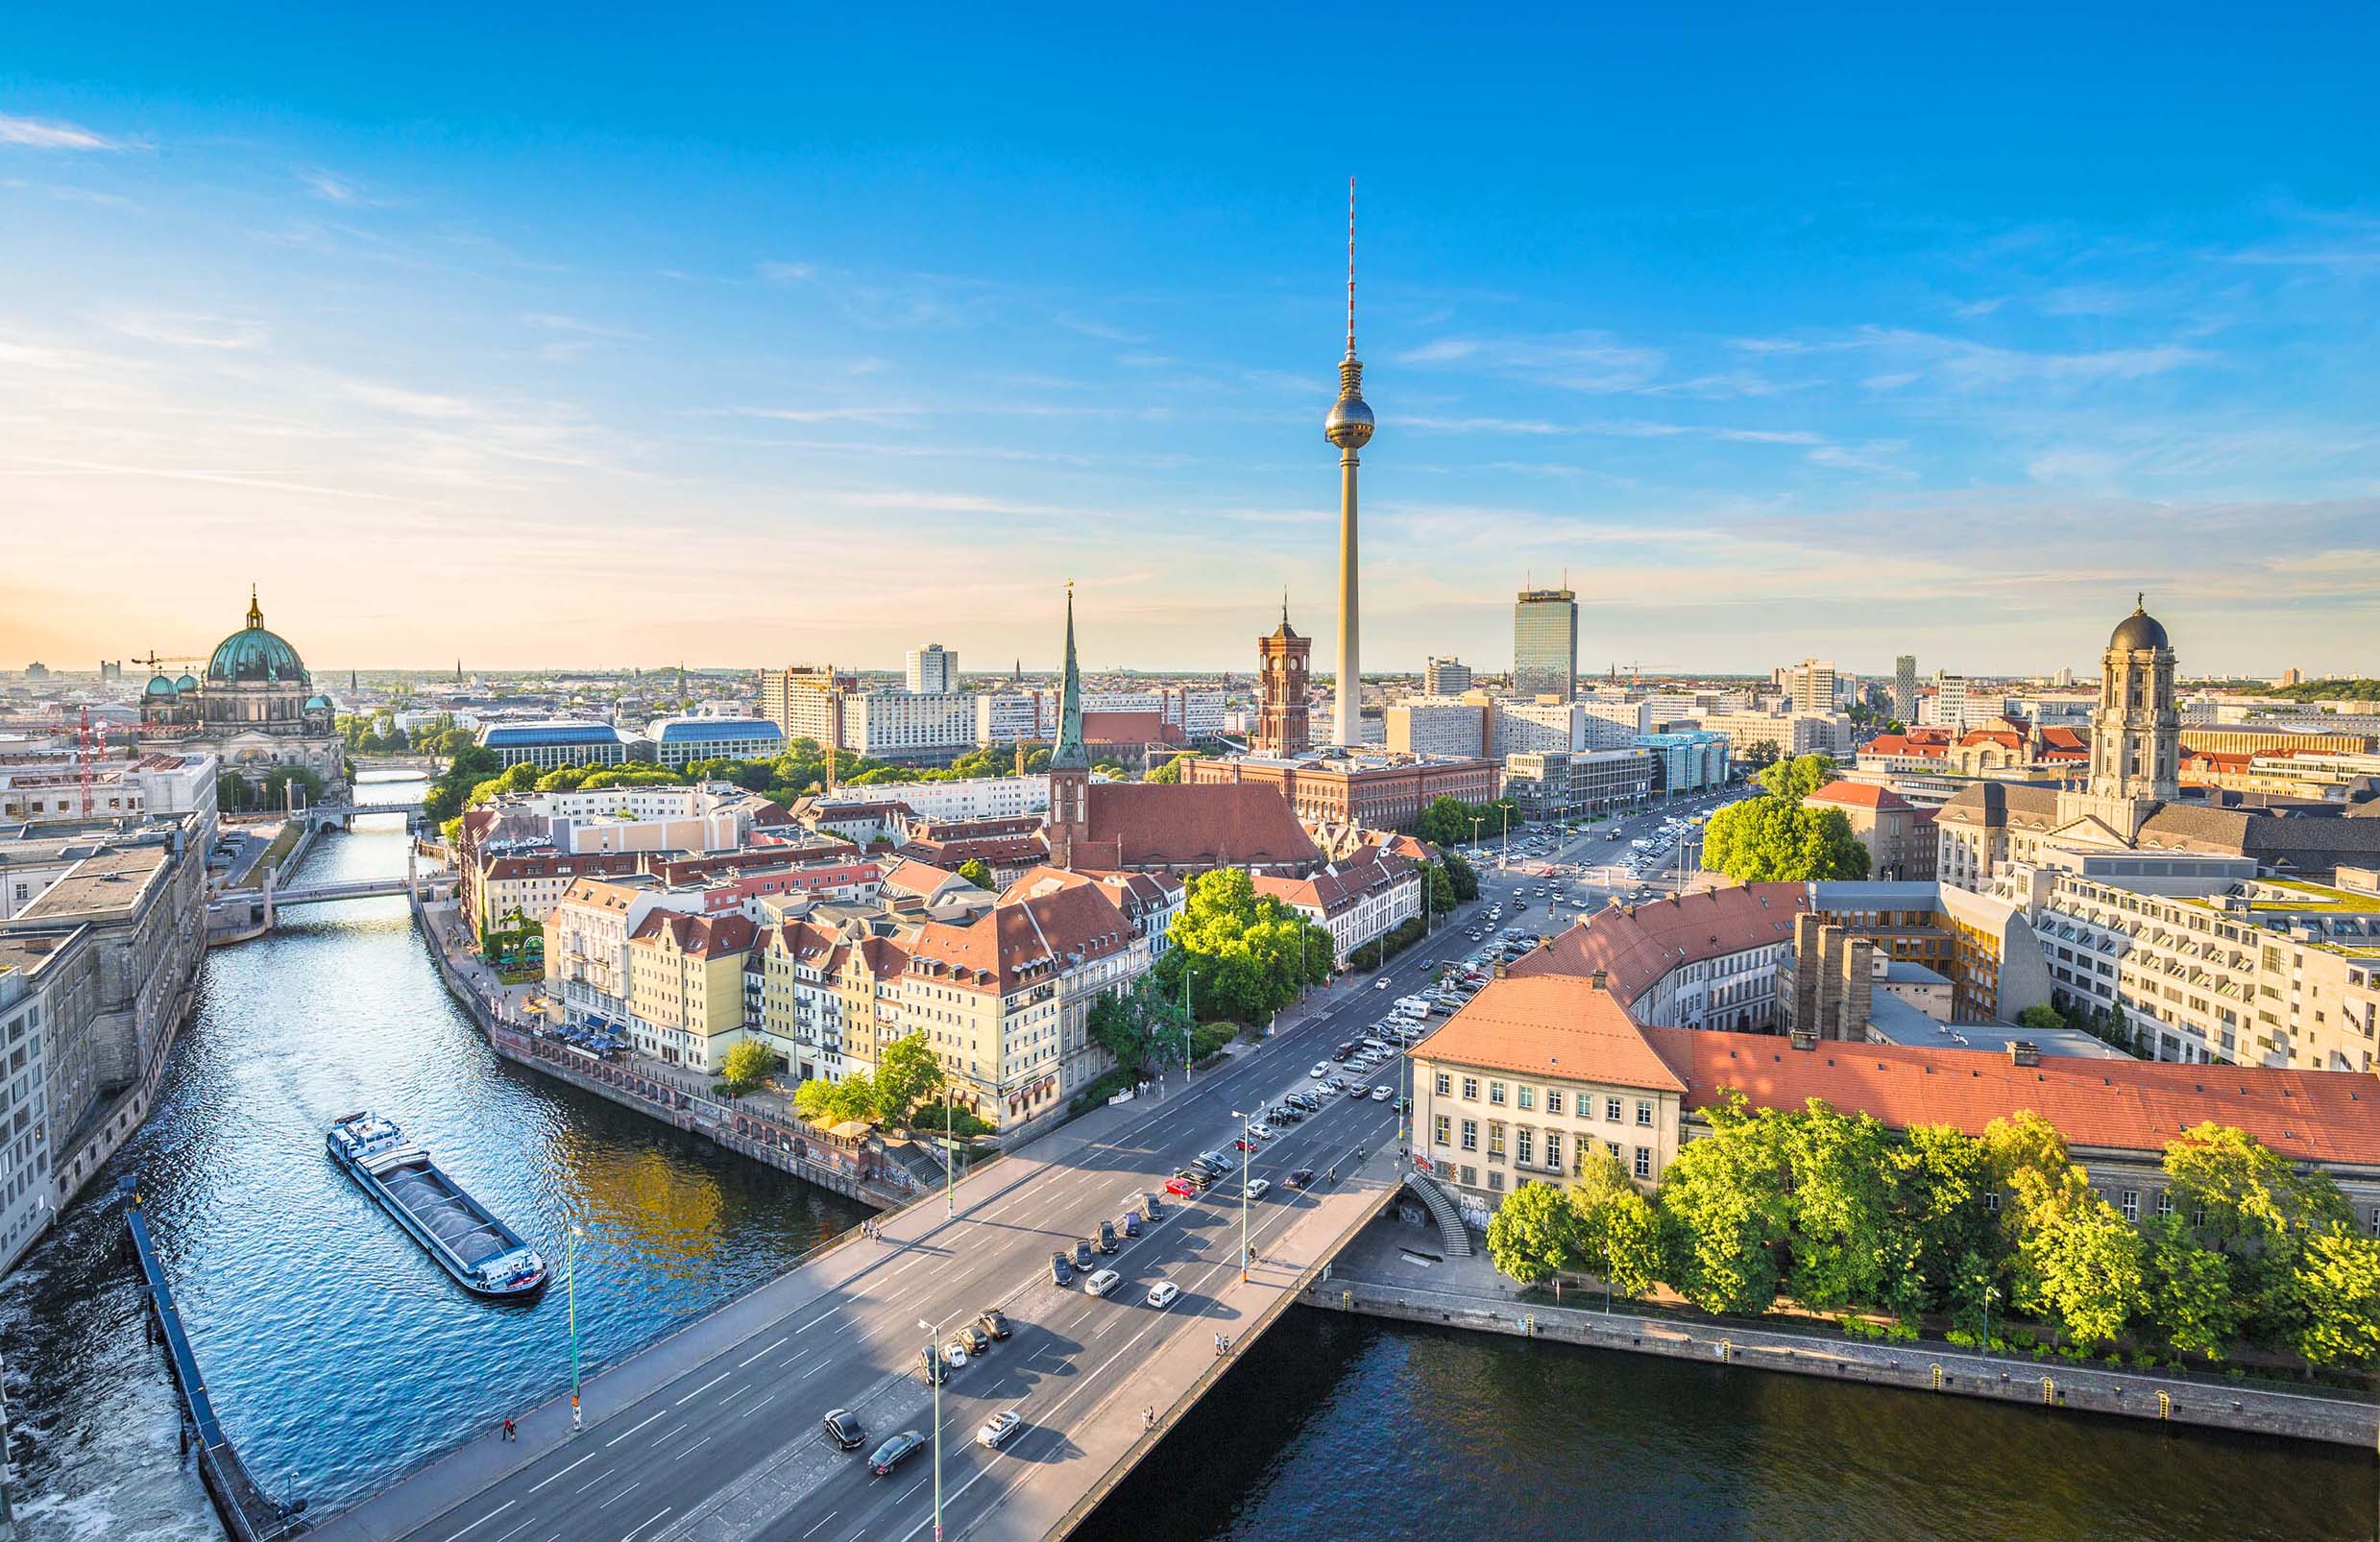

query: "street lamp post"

left=1498, top=805, right=1512, bottom=871
left=1230, top=1109, right=1252, bottom=1282
left=1980, top=1285, right=1997, bottom=1375
left=567, top=1224, right=587, bottom=1432
left=1182, top=963, right=1194, bottom=1088
left=918, top=1313, right=960, bottom=1542
left=944, top=1085, right=957, bottom=1219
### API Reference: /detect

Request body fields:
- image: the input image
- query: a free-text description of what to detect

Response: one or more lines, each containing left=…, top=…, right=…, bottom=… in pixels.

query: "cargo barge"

left=327, top=1111, right=548, bottom=1299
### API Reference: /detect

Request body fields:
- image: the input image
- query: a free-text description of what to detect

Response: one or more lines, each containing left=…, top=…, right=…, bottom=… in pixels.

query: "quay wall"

left=1303, top=1275, right=2380, bottom=1449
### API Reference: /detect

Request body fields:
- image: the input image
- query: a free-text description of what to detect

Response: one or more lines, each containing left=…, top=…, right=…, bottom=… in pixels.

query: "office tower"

left=905, top=643, right=958, bottom=694
left=1512, top=589, right=1579, bottom=701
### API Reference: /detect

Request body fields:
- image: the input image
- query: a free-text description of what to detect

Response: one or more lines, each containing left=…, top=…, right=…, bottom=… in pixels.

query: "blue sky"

left=3, top=6, right=2375, bottom=678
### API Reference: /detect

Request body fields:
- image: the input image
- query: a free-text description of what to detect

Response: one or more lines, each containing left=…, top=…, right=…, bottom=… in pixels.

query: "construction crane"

left=130, top=650, right=206, bottom=675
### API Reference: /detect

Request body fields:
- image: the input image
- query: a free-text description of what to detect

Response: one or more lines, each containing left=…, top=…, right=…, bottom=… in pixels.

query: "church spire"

left=246, top=584, right=263, bottom=630
left=1050, top=583, right=1088, bottom=771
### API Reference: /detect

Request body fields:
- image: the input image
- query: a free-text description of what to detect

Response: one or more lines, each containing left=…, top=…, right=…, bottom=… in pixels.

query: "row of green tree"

left=421, top=736, right=1196, bottom=829
left=335, top=711, right=478, bottom=758
left=1415, top=794, right=1522, bottom=850
left=216, top=765, right=328, bottom=813
left=2268, top=678, right=2380, bottom=704
left=787, top=1032, right=947, bottom=1129
left=1699, top=753, right=1869, bottom=882
left=1484, top=1099, right=2380, bottom=1370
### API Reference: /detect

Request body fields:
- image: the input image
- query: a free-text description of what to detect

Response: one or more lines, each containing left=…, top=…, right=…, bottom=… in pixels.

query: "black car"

left=1122, top=1212, right=1142, bottom=1239
left=959, top=1323, right=992, bottom=1356
left=869, top=1430, right=926, bottom=1477
left=918, top=1347, right=948, bottom=1385
left=1097, top=1221, right=1119, bottom=1254
left=1289, top=1168, right=1317, bottom=1189
left=1172, top=1168, right=1209, bottom=1191
left=1073, top=1240, right=1095, bottom=1270
left=823, top=1408, right=866, bottom=1450
left=1051, top=1250, right=1072, bottom=1286
left=1331, top=1042, right=1356, bottom=1062
left=1142, top=1192, right=1164, bottom=1219
left=979, top=1308, right=1011, bottom=1339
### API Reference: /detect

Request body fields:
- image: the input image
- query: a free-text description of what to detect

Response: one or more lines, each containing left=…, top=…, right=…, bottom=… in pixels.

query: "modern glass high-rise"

left=1512, top=590, right=1578, bottom=701
left=1893, top=655, right=1917, bottom=721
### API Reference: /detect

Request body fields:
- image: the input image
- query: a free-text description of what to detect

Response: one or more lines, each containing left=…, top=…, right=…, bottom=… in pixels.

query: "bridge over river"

left=304, top=978, right=1426, bottom=1542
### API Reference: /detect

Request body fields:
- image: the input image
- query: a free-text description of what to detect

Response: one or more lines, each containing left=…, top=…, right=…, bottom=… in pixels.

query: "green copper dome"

left=206, top=588, right=310, bottom=686
left=145, top=673, right=178, bottom=697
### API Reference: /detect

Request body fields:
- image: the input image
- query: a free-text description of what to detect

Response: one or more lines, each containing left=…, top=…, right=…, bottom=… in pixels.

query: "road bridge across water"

left=303, top=911, right=1495, bottom=1542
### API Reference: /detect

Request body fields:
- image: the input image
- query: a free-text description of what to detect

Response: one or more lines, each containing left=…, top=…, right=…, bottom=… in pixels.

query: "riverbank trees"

left=1483, top=1098, right=2380, bottom=1372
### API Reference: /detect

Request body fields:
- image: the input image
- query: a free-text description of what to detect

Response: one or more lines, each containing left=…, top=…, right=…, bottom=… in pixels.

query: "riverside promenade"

left=1310, top=1210, right=2380, bottom=1449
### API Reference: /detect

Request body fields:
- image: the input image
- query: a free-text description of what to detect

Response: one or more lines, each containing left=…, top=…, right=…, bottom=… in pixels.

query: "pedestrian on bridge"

left=500, top=1415, right=516, bottom=1441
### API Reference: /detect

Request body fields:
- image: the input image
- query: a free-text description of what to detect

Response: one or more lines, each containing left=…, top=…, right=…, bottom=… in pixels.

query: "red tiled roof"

left=1412, top=976, right=1686, bottom=1093
left=1076, top=783, right=1321, bottom=871
left=1866, top=734, right=1947, bottom=759
left=627, top=909, right=757, bottom=959
left=1511, top=882, right=1810, bottom=1007
left=1806, top=780, right=1910, bottom=811
left=1080, top=710, right=1183, bottom=746
left=1652, top=1028, right=2380, bottom=1169
left=907, top=879, right=1137, bottom=994
left=879, top=857, right=963, bottom=897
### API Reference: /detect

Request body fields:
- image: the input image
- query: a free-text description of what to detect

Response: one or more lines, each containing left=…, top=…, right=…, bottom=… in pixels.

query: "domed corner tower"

left=2089, top=593, right=2180, bottom=804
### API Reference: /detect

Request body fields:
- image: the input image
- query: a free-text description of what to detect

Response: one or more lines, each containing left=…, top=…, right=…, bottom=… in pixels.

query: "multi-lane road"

left=328, top=899, right=1499, bottom=1542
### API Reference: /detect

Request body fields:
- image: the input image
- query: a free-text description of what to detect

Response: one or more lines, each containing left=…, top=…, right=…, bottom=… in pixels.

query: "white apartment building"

left=1494, top=700, right=1590, bottom=757
left=1423, top=657, right=1473, bottom=696
left=1785, top=659, right=1838, bottom=715
left=1385, top=697, right=1487, bottom=758
left=842, top=691, right=978, bottom=762
left=907, top=644, right=959, bottom=694
left=1580, top=698, right=1653, bottom=742
left=974, top=688, right=1227, bottom=744
left=0, top=938, right=63, bottom=1274
left=1252, top=852, right=1422, bottom=969
left=976, top=692, right=1041, bottom=745
left=831, top=774, right=1052, bottom=823
left=2007, top=859, right=2380, bottom=1073
left=1688, top=711, right=1854, bottom=760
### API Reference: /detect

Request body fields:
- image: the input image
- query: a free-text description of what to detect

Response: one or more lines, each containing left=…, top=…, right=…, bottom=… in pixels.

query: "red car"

left=1164, top=1176, right=1199, bottom=1197
left=1233, top=1138, right=1258, bottom=1152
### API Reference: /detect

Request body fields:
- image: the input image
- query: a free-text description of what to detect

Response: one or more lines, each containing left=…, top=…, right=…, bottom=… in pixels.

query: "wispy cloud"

left=301, top=170, right=383, bottom=205
left=109, top=313, right=268, bottom=351
left=0, top=112, right=127, bottom=152
left=756, top=260, right=816, bottom=282
left=1055, top=311, right=1146, bottom=344
left=1396, top=330, right=1664, bottom=393
left=724, top=404, right=924, bottom=426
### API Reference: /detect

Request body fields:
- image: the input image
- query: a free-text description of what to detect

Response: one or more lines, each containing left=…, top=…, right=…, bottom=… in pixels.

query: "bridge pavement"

left=306, top=909, right=1480, bottom=1542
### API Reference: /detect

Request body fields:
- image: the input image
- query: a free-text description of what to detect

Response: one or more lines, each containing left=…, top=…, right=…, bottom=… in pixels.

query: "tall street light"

left=567, top=1223, right=587, bottom=1432
left=1229, top=1109, right=1252, bottom=1283
left=919, top=1311, right=962, bottom=1542
left=943, top=1079, right=958, bottom=1219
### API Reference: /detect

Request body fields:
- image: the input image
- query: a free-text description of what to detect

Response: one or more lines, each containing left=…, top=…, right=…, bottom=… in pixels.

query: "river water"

left=3, top=778, right=2373, bottom=1540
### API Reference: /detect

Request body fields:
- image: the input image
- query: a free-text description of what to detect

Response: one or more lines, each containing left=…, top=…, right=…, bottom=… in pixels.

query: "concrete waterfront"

left=307, top=901, right=1485, bottom=1542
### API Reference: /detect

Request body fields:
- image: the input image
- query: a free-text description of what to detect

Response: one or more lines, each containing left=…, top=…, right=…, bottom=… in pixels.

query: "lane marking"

left=439, top=1502, right=515, bottom=1542
left=674, top=1369, right=733, bottom=1405
left=575, top=1472, right=611, bottom=1496
left=744, top=1391, right=778, bottom=1417
left=650, top=1421, right=689, bottom=1447
left=493, top=1518, right=542, bottom=1542
left=798, top=1511, right=839, bottom=1540
left=674, top=1433, right=714, bottom=1461
left=619, top=1506, right=673, bottom=1542
left=603, top=1409, right=663, bottom=1448
left=595, top=1480, right=642, bottom=1511
left=796, top=1307, right=841, bottom=1333
left=720, top=1385, right=751, bottom=1406
left=524, top=1450, right=597, bottom=1493
left=738, top=1334, right=790, bottom=1367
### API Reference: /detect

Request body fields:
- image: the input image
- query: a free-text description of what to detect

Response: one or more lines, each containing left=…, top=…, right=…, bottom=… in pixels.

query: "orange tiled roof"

left=1077, top=783, right=1321, bottom=870
left=1511, top=882, right=1810, bottom=1006
left=1653, top=1028, right=2380, bottom=1168
left=1412, top=976, right=1686, bottom=1093
left=1807, top=780, right=1911, bottom=811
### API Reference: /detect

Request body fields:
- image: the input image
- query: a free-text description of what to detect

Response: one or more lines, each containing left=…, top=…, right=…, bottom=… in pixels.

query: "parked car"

left=1084, top=1268, right=1122, bottom=1297
left=1332, top=1042, right=1356, bottom=1062
left=959, top=1323, right=991, bottom=1357
left=1164, top=1175, right=1200, bottom=1197
left=1233, top=1137, right=1259, bottom=1153
left=1073, top=1240, right=1095, bottom=1270
left=979, top=1309, right=1011, bottom=1339
left=918, top=1348, right=948, bottom=1386
left=1051, top=1250, right=1073, bottom=1285
left=943, top=1337, right=971, bottom=1367
left=1246, top=1178, right=1272, bottom=1200
left=870, top=1430, right=926, bottom=1475
left=823, top=1409, right=866, bottom=1451
left=1146, top=1281, right=1181, bottom=1309
left=1142, top=1192, right=1164, bottom=1219
left=977, top=1410, right=1022, bottom=1450
left=1309, top=1062, right=1332, bottom=1079
left=1098, top=1221, right=1119, bottom=1254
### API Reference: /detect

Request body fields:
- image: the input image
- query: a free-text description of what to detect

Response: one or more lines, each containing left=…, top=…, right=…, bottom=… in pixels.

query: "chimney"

left=1492, top=957, right=1509, bottom=980
left=1788, top=1028, right=1818, bottom=1050
left=2007, top=1040, right=2040, bottom=1068
left=1590, top=969, right=1608, bottom=991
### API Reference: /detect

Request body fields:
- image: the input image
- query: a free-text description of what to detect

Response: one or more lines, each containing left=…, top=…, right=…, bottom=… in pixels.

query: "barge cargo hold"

left=327, top=1110, right=548, bottom=1299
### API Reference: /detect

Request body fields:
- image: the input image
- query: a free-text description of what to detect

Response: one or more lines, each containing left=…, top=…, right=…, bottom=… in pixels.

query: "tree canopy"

left=1159, top=867, right=1334, bottom=1024
left=1700, top=794, right=1869, bottom=882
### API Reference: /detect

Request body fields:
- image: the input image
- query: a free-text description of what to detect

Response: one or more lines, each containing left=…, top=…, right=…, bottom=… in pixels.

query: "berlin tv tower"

left=1324, top=177, right=1374, bottom=748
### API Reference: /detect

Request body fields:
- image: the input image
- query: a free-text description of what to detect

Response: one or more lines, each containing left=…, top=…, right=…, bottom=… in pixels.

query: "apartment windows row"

left=1434, top=1114, right=1655, bottom=1185
left=1434, top=1071, right=1652, bottom=1128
